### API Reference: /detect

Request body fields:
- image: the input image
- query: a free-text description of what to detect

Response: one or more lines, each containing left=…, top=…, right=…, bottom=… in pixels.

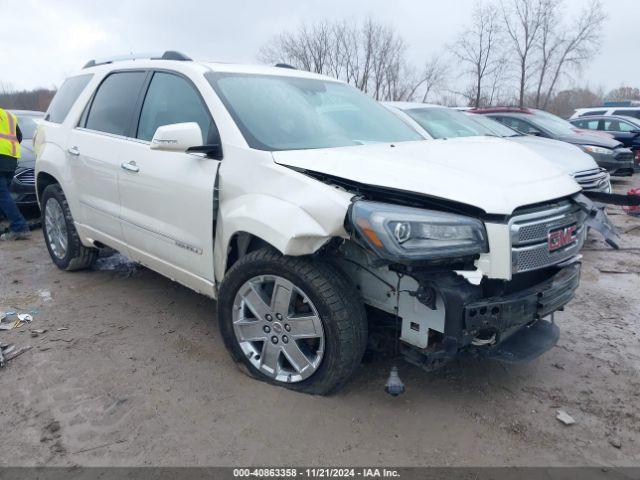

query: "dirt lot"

left=1, top=179, right=639, bottom=467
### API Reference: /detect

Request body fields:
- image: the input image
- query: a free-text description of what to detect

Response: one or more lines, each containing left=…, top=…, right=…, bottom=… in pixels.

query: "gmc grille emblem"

left=548, top=225, right=577, bottom=252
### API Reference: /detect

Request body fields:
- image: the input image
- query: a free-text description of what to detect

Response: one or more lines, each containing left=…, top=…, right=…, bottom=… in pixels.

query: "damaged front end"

left=335, top=188, right=631, bottom=371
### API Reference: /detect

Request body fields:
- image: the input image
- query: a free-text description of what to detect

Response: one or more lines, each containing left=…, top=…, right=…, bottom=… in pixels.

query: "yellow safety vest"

left=0, top=108, right=21, bottom=159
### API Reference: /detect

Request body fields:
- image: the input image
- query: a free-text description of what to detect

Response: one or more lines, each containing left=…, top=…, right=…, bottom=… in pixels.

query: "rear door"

left=118, top=71, right=220, bottom=293
left=68, top=71, right=148, bottom=244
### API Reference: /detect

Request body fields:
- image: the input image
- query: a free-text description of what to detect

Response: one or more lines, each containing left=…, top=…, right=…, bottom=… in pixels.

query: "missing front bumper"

left=463, top=262, right=581, bottom=343
left=401, top=262, right=581, bottom=370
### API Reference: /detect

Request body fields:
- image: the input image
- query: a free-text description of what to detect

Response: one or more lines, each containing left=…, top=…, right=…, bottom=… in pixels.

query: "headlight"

left=582, top=145, right=613, bottom=156
left=350, top=201, right=488, bottom=262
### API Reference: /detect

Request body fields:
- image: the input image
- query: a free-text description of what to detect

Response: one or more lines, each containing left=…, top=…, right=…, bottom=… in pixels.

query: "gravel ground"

left=0, top=178, right=639, bottom=467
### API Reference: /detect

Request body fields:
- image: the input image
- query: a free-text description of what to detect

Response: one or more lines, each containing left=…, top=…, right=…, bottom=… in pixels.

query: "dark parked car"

left=569, top=115, right=640, bottom=172
left=471, top=107, right=635, bottom=176
left=9, top=110, right=43, bottom=209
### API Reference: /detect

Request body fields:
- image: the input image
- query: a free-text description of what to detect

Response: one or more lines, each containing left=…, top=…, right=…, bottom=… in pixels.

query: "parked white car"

left=571, top=106, right=640, bottom=121
left=35, top=52, right=615, bottom=394
left=384, top=102, right=611, bottom=193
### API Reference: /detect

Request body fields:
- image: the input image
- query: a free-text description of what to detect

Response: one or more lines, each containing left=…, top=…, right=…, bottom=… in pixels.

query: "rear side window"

left=85, top=71, right=147, bottom=136
left=613, top=109, right=640, bottom=119
left=136, top=72, right=216, bottom=142
left=45, top=74, right=93, bottom=124
left=574, top=119, right=600, bottom=130
left=604, top=120, right=636, bottom=132
left=494, top=116, right=542, bottom=135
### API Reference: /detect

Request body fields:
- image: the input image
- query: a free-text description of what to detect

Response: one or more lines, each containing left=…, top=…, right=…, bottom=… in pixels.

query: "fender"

left=34, top=124, right=78, bottom=206
left=214, top=193, right=349, bottom=282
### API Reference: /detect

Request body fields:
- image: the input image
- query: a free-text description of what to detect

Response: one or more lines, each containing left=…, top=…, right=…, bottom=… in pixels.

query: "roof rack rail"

left=275, top=63, right=296, bottom=69
left=83, top=51, right=192, bottom=69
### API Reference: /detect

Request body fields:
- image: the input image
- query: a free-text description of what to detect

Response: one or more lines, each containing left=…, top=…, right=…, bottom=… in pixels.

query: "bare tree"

left=0, top=80, right=14, bottom=96
left=605, top=86, right=640, bottom=102
left=533, top=0, right=562, bottom=107
left=258, top=18, right=425, bottom=102
left=452, top=2, right=504, bottom=108
left=501, top=0, right=545, bottom=107
left=538, top=0, right=606, bottom=109
left=400, top=56, right=448, bottom=102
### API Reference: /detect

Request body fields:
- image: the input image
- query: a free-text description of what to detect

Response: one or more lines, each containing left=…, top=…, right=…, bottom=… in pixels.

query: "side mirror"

left=150, top=122, right=203, bottom=152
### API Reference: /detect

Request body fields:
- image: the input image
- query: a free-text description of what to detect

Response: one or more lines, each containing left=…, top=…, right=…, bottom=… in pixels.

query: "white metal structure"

left=35, top=54, right=604, bottom=393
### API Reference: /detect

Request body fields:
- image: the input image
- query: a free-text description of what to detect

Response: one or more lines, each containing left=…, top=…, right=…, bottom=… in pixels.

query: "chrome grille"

left=510, top=202, right=586, bottom=273
left=572, top=168, right=610, bottom=193
left=15, top=168, right=35, bottom=185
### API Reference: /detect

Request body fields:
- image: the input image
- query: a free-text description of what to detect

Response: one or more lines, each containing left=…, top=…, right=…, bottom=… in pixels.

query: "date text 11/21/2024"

left=232, top=468, right=400, bottom=478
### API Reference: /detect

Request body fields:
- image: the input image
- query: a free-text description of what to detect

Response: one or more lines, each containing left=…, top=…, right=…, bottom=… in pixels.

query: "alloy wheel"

left=232, top=275, right=325, bottom=383
left=44, top=197, right=68, bottom=259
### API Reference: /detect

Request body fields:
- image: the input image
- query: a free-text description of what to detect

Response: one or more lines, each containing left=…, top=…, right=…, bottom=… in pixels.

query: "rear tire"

left=217, top=248, right=367, bottom=395
left=41, top=184, right=97, bottom=271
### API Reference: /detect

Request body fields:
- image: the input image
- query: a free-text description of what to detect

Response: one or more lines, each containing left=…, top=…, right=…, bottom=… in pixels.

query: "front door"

left=118, top=71, right=220, bottom=294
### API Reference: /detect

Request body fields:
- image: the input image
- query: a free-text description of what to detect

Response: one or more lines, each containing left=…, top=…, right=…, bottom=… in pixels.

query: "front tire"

left=217, top=248, right=367, bottom=395
left=41, top=184, right=97, bottom=271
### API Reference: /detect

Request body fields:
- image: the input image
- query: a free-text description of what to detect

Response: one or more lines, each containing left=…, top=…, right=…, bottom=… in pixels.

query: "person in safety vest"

left=0, top=107, right=30, bottom=240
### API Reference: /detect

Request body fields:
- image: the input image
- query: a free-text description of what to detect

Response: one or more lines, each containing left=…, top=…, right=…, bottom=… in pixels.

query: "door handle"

left=121, top=161, right=140, bottom=173
left=68, top=146, right=80, bottom=156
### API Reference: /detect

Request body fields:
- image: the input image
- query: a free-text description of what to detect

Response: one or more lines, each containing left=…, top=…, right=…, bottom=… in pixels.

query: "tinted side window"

left=575, top=119, right=599, bottom=130
left=603, top=120, right=621, bottom=131
left=605, top=120, right=636, bottom=132
left=85, top=72, right=147, bottom=136
left=495, top=116, right=541, bottom=135
left=613, top=110, right=640, bottom=119
left=46, top=74, right=93, bottom=123
left=136, top=72, right=215, bottom=143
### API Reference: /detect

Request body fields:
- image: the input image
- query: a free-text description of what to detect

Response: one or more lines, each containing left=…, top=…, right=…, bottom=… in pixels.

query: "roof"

left=383, top=101, right=446, bottom=110
left=78, top=51, right=340, bottom=83
left=569, top=115, right=640, bottom=125
left=469, top=107, right=534, bottom=114
left=576, top=106, right=640, bottom=111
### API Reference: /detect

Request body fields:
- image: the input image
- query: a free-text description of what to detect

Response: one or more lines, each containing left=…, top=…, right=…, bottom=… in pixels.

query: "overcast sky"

left=2, top=0, right=638, bottom=93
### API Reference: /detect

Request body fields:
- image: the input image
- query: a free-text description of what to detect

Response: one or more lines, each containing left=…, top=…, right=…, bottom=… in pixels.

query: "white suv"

left=35, top=52, right=614, bottom=394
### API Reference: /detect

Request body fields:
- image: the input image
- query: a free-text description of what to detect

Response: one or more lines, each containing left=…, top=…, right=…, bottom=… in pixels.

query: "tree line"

left=259, top=0, right=622, bottom=116
left=0, top=81, right=55, bottom=112
left=2, top=1, right=637, bottom=118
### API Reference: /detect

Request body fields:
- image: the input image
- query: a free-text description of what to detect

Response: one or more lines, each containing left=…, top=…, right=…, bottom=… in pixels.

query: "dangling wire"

left=394, top=272, right=404, bottom=356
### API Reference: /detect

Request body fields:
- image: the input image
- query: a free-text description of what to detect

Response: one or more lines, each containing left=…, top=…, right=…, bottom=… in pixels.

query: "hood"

left=508, top=136, right=598, bottom=174
left=17, top=139, right=35, bottom=169
left=556, top=132, right=622, bottom=149
left=273, top=137, right=581, bottom=215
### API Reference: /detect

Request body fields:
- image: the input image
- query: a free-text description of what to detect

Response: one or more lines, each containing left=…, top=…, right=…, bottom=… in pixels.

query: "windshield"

left=14, top=114, right=42, bottom=139
left=205, top=72, right=423, bottom=151
left=405, top=107, right=495, bottom=139
left=466, top=113, right=520, bottom=137
left=530, top=111, right=577, bottom=136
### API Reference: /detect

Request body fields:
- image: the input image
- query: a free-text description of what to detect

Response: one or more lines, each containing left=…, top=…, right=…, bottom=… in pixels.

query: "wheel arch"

left=36, top=172, right=60, bottom=206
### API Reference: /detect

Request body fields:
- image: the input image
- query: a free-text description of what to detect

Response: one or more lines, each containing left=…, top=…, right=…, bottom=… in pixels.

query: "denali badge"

left=548, top=225, right=577, bottom=252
